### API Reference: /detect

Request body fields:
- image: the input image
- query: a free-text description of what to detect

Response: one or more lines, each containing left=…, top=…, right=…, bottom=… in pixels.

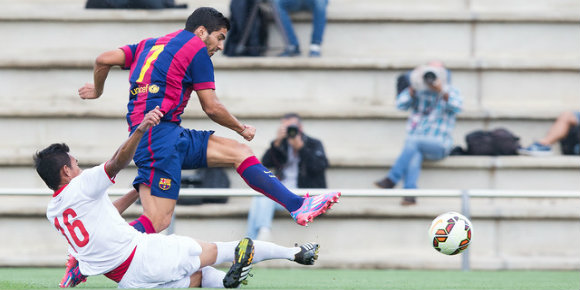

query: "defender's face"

left=66, top=154, right=82, bottom=179
left=202, top=27, right=227, bottom=57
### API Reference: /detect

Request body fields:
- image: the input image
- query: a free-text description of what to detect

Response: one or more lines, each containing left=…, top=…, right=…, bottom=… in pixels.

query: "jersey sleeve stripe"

left=192, top=82, right=216, bottom=91
left=120, top=46, right=135, bottom=70
left=102, top=161, right=116, bottom=183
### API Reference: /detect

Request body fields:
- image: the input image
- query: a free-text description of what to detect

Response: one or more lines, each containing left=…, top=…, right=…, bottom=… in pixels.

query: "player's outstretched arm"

left=196, top=89, right=256, bottom=141
left=112, top=188, right=139, bottom=214
left=105, top=106, right=163, bottom=178
left=109, top=107, right=162, bottom=213
left=78, top=49, right=126, bottom=100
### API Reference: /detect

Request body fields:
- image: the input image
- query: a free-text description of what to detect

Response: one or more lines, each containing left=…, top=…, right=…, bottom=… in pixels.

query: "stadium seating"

left=0, top=0, right=578, bottom=269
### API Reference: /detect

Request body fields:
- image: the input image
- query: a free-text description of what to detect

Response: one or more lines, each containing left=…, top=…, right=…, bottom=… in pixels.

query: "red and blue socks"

left=237, top=156, right=304, bottom=212
left=129, top=215, right=156, bottom=234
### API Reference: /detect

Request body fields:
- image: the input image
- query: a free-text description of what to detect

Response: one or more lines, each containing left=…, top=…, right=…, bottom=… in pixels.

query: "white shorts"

left=118, top=234, right=202, bottom=288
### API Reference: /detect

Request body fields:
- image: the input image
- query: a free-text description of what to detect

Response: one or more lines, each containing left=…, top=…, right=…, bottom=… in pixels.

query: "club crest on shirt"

left=159, top=178, right=172, bottom=190
left=148, top=84, right=160, bottom=94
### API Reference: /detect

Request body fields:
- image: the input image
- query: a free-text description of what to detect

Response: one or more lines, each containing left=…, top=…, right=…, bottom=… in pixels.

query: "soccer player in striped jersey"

left=78, top=7, right=340, bottom=235
left=35, top=108, right=320, bottom=288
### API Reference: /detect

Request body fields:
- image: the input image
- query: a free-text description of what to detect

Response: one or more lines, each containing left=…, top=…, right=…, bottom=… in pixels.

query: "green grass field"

left=0, top=268, right=578, bottom=290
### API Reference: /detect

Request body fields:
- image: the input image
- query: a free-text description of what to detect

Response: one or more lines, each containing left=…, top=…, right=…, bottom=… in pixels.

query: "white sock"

left=201, top=266, right=226, bottom=288
left=214, top=241, right=237, bottom=264
left=213, top=240, right=300, bottom=264
left=252, top=240, right=298, bottom=263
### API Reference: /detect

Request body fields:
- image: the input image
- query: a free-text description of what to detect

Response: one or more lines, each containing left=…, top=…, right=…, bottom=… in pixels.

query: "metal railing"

left=3, top=188, right=578, bottom=198
left=1, top=188, right=578, bottom=271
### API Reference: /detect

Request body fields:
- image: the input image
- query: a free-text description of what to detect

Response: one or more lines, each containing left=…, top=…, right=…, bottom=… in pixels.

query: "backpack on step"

left=466, top=128, right=520, bottom=155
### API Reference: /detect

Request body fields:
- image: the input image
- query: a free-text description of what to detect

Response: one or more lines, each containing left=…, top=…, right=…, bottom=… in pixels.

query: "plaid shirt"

left=396, top=86, right=462, bottom=149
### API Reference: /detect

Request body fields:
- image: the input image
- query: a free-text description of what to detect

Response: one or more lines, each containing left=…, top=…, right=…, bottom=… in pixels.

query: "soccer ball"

left=429, top=212, right=473, bottom=255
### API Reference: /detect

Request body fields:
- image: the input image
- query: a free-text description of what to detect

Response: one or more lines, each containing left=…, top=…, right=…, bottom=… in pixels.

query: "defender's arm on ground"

left=196, top=89, right=256, bottom=141
left=78, top=49, right=126, bottom=100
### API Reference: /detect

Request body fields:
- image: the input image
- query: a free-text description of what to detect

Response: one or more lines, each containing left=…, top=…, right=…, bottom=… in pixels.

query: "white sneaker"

left=518, top=142, right=554, bottom=156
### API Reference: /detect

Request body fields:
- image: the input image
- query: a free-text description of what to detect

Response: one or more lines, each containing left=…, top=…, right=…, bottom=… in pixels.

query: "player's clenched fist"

left=239, top=124, right=256, bottom=141
left=78, top=83, right=99, bottom=100
left=137, top=106, right=163, bottom=133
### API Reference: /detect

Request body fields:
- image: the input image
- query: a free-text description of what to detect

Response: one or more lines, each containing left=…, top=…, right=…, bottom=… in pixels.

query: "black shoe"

left=374, top=177, right=395, bottom=189
left=223, top=238, right=254, bottom=288
left=401, top=196, right=417, bottom=206
left=309, top=50, right=321, bottom=57
left=294, top=242, right=319, bottom=265
left=278, top=46, right=300, bottom=57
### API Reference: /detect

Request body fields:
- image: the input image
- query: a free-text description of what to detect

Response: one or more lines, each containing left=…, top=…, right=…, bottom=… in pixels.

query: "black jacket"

left=261, top=134, right=328, bottom=188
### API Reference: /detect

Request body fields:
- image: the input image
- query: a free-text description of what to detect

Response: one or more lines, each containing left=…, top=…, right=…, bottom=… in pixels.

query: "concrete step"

left=1, top=115, right=577, bottom=164
left=1, top=58, right=579, bottom=116
left=3, top=0, right=580, bottom=14
left=1, top=194, right=578, bottom=269
left=4, top=0, right=579, bottom=18
left=2, top=18, right=578, bottom=61
left=4, top=111, right=580, bottom=192
left=264, top=16, right=580, bottom=59
left=1, top=1, right=578, bottom=61
left=4, top=157, right=580, bottom=192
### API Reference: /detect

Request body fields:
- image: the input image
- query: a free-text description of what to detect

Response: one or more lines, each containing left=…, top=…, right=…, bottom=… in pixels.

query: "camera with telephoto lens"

left=286, top=125, right=299, bottom=138
left=423, top=70, right=437, bottom=85
left=409, top=65, right=447, bottom=92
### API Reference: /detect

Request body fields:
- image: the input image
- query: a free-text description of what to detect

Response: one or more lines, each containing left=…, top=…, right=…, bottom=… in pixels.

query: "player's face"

left=66, top=154, right=82, bottom=178
left=203, top=27, right=227, bottom=57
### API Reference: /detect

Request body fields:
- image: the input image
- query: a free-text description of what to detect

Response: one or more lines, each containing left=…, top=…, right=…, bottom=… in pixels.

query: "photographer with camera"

left=375, top=61, right=463, bottom=205
left=247, top=113, right=328, bottom=240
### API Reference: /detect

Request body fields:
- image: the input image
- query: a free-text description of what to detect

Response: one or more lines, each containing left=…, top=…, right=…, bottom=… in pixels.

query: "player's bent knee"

left=236, top=143, right=254, bottom=159
left=198, top=242, right=218, bottom=267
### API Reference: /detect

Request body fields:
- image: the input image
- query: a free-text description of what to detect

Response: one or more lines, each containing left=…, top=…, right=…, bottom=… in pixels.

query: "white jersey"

left=46, top=163, right=143, bottom=276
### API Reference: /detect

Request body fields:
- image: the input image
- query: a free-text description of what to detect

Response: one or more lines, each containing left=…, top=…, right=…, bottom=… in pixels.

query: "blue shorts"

left=132, top=122, right=214, bottom=200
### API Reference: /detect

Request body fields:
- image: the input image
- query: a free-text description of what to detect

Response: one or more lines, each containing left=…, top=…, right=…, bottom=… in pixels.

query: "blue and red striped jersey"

left=120, top=30, right=215, bottom=129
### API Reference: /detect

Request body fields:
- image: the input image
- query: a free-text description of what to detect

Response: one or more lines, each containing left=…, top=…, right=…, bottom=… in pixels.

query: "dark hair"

left=33, top=143, right=71, bottom=191
left=184, top=7, right=230, bottom=34
left=282, top=112, right=301, bottom=122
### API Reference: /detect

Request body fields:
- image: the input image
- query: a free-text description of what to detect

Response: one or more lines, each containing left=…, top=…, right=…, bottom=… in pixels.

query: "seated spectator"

left=247, top=113, right=328, bottom=240
left=374, top=61, right=463, bottom=205
left=224, top=0, right=269, bottom=57
left=519, top=111, right=580, bottom=156
left=272, top=0, right=329, bottom=57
